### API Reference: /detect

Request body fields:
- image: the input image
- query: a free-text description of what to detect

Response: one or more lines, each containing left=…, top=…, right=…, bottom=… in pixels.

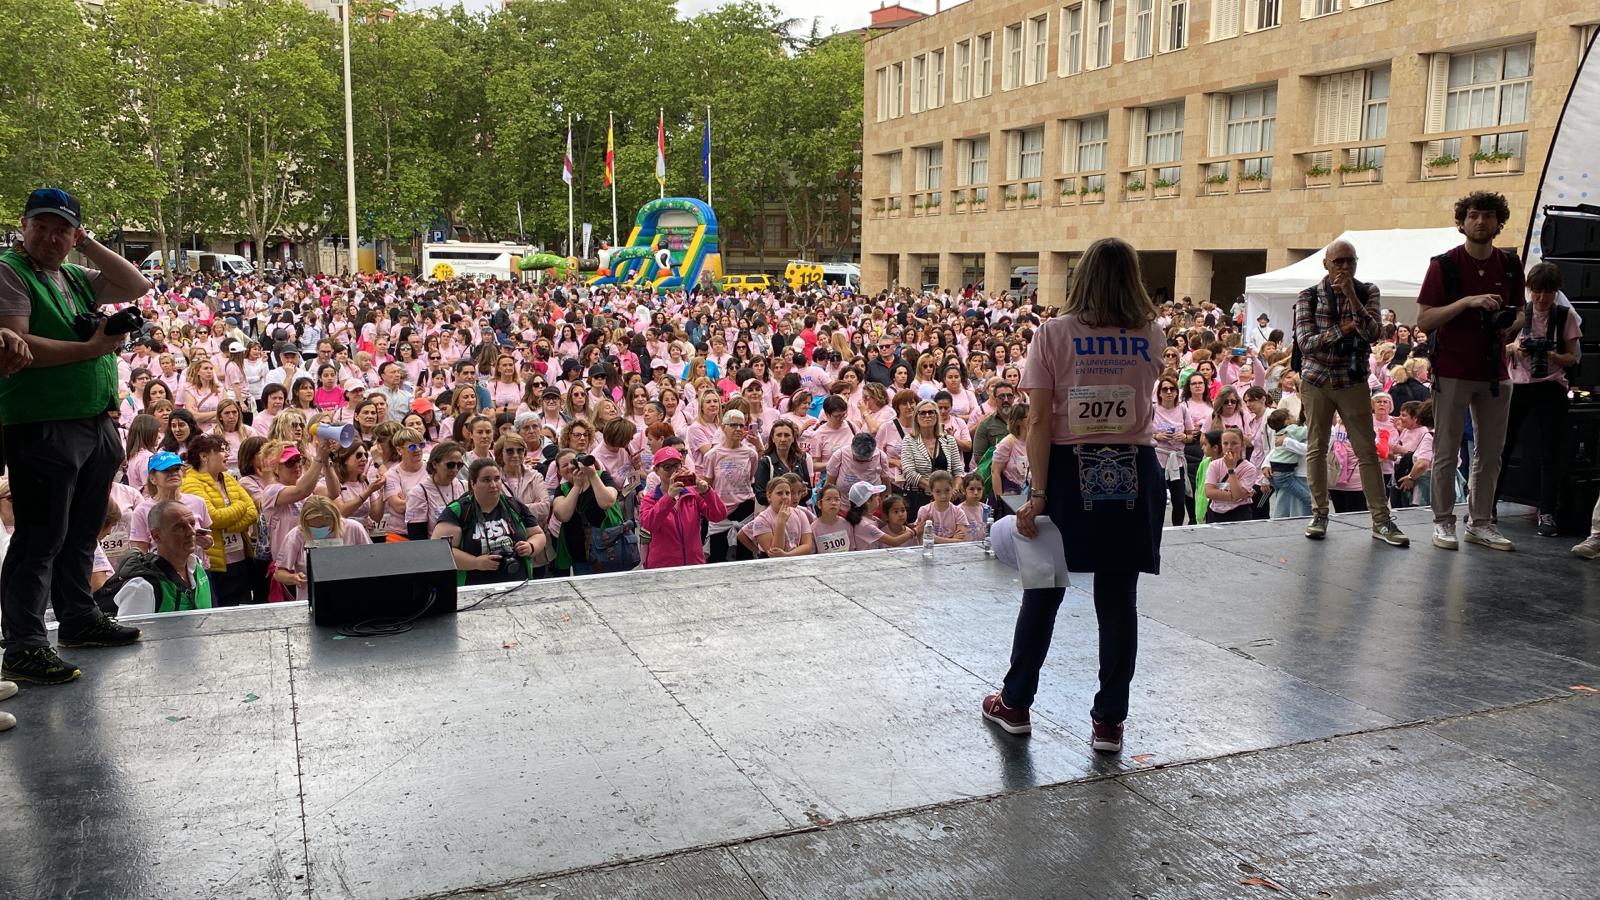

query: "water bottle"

left=922, top=520, right=936, bottom=559
left=979, top=506, right=992, bottom=556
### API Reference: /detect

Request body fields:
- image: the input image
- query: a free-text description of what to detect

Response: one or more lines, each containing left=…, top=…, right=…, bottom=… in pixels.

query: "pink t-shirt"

left=1204, top=458, right=1260, bottom=514
left=851, top=517, right=885, bottom=550
left=279, top=519, right=373, bottom=572
left=744, top=505, right=809, bottom=553
left=700, top=443, right=759, bottom=506
left=806, top=421, right=856, bottom=465
left=824, top=448, right=890, bottom=496
left=381, top=464, right=430, bottom=535
left=914, top=501, right=967, bottom=540
left=810, top=516, right=853, bottom=553
left=1022, top=315, right=1164, bottom=445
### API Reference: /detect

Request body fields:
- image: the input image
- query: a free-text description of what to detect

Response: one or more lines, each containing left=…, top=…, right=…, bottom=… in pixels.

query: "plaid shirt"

left=1294, top=277, right=1381, bottom=389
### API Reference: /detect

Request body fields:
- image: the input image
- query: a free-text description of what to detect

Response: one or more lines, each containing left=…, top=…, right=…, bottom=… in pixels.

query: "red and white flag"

left=655, top=108, right=666, bottom=190
left=562, top=122, right=573, bottom=187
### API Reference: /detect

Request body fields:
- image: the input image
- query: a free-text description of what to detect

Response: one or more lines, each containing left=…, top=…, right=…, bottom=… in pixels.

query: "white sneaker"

left=1464, top=523, right=1516, bottom=552
left=1432, top=523, right=1459, bottom=550
left=1572, top=535, right=1600, bottom=560
left=0, top=680, right=15, bottom=702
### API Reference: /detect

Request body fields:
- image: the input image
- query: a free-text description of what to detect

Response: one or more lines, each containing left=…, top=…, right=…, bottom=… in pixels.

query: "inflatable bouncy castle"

left=589, top=197, right=722, bottom=294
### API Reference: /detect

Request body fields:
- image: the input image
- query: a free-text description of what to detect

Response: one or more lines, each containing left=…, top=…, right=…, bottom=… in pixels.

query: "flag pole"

left=705, top=105, right=712, bottom=207
left=658, top=107, right=666, bottom=200
left=608, top=111, right=618, bottom=248
left=566, top=114, right=575, bottom=259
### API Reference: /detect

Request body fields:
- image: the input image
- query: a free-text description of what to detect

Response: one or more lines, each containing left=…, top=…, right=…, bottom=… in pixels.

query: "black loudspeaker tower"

left=304, top=539, right=458, bottom=627
left=1540, top=204, right=1600, bottom=259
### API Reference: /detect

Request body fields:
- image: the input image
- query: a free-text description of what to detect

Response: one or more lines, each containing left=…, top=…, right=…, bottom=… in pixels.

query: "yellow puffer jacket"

left=180, top=470, right=259, bottom=571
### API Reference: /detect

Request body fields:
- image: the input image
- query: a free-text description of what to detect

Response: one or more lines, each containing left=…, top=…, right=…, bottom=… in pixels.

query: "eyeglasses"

left=442, top=461, right=464, bottom=470
left=1163, top=351, right=1179, bottom=358
left=1159, top=386, right=1178, bottom=393
left=352, top=451, right=369, bottom=459
left=400, top=442, right=424, bottom=453
left=725, top=423, right=749, bottom=430
left=502, top=448, right=527, bottom=456
left=917, top=411, right=938, bottom=417
left=1222, top=399, right=1240, bottom=405
left=1329, top=256, right=1358, bottom=267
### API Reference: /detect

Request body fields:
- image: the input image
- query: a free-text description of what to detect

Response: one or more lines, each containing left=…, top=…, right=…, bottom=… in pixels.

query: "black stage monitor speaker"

left=305, top=539, right=458, bottom=627
left=1540, top=205, right=1600, bottom=259
left=1545, top=257, right=1600, bottom=303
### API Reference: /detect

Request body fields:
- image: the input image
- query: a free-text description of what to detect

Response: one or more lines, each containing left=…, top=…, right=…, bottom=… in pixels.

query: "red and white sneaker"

left=981, top=691, right=1031, bottom=735
left=1091, top=718, right=1123, bottom=753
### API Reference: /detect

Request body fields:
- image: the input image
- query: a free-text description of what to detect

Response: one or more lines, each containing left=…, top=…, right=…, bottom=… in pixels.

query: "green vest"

left=0, top=249, right=118, bottom=424
left=154, top=560, right=213, bottom=613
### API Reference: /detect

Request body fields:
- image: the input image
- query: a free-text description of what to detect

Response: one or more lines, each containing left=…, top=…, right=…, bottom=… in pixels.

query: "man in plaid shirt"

left=1294, top=239, right=1409, bottom=547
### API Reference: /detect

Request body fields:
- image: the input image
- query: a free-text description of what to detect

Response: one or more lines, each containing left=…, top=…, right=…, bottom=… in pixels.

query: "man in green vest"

left=106, top=500, right=213, bottom=616
left=0, top=187, right=153, bottom=687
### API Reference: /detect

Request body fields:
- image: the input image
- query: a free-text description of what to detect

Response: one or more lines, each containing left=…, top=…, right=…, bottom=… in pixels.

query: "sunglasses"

left=503, top=448, right=527, bottom=456
left=442, top=461, right=464, bottom=470
left=917, top=411, right=938, bottom=417
left=1159, top=386, right=1178, bottom=392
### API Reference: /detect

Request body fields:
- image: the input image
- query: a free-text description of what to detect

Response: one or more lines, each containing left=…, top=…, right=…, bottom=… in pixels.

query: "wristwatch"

left=76, top=229, right=95, bottom=249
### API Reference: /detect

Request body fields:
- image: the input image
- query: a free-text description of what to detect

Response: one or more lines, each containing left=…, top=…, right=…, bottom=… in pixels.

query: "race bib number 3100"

left=1067, top=385, right=1135, bottom=435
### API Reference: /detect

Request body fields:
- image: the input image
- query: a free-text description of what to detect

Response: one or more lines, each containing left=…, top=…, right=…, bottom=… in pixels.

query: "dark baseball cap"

left=23, top=187, right=81, bottom=228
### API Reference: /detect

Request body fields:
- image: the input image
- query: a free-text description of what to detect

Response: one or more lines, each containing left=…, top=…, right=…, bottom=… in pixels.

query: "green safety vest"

left=0, top=249, right=118, bottom=424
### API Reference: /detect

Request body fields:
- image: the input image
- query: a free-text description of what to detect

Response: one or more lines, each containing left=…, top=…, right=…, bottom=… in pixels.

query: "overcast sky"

left=439, top=0, right=877, bottom=35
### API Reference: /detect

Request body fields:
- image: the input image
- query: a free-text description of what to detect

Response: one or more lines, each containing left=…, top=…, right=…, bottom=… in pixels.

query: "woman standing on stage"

left=981, top=237, right=1166, bottom=755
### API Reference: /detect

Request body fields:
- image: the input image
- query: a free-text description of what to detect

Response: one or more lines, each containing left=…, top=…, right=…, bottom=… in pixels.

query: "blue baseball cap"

left=147, top=451, right=184, bottom=474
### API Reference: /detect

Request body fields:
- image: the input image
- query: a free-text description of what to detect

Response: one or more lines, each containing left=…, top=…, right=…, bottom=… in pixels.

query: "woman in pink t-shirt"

left=983, top=238, right=1166, bottom=757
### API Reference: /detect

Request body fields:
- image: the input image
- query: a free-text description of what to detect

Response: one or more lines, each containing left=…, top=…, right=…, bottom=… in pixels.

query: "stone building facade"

left=861, top=0, right=1598, bottom=304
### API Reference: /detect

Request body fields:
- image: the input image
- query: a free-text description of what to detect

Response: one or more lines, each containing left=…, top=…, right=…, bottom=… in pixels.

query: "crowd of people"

left=0, top=186, right=1593, bottom=738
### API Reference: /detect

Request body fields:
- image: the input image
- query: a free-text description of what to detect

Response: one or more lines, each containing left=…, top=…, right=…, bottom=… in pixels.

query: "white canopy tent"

left=1243, top=228, right=1462, bottom=334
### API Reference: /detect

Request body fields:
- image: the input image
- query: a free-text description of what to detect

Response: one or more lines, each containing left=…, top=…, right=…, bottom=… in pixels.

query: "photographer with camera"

left=1495, top=262, right=1581, bottom=537
left=0, top=187, right=153, bottom=686
left=1415, top=191, right=1524, bottom=552
left=432, top=458, right=544, bottom=586
left=1293, top=240, right=1409, bottom=547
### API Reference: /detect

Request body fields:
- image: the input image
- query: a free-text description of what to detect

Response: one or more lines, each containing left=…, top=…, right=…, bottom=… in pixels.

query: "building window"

left=1582, top=24, right=1599, bottom=61
left=911, top=55, right=926, bottom=114
left=1357, top=67, right=1389, bottom=168
left=1303, top=0, right=1339, bottom=18
left=930, top=48, right=945, bottom=108
left=1026, top=14, right=1049, bottom=84
left=1433, top=42, right=1533, bottom=160
left=1210, top=0, right=1240, bottom=40
left=1089, top=0, right=1113, bottom=68
left=966, top=137, right=990, bottom=185
left=975, top=32, right=993, bottom=97
left=886, top=151, right=903, bottom=195
left=1061, top=4, right=1084, bottom=75
left=1062, top=114, right=1108, bottom=173
left=1162, top=0, right=1187, bottom=51
left=954, top=40, right=972, bottom=102
left=1021, top=128, right=1044, bottom=178
left=1253, top=0, right=1281, bottom=30
left=888, top=62, right=904, bottom=118
left=1146, top=103, right=1184, bottom=165
left=1127, top=0, right=1154, bottom=60
left=916, top=145, right=944, bottom=191
left=874, top=67, right=887, bottom=122
left=1002, top=23, right=1023, bottom=90
left=1224, top=87, right=1277, bottom=154
left=762, top=216, right=783, bottom=246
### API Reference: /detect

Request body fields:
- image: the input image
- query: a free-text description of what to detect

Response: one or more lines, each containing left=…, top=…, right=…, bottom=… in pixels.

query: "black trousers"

left=1495, top=380, right=1569, bottom=514
left=999, top=572, right=1140, bottom=726
left=1167, top=478, right=1194, bottom=526
left=708, top=499, right=756, bottom=563
left=1, top=415, right=124, bottom=654
left=1330, top=489, right=1368, bottom=514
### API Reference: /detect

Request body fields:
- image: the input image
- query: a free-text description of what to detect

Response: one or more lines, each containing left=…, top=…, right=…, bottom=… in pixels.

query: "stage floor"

left=3, top=507, right=1599, bottom=899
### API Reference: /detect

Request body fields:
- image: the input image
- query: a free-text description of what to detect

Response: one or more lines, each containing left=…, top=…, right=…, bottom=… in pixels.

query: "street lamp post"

left=339, top=0, right=359, bottom=275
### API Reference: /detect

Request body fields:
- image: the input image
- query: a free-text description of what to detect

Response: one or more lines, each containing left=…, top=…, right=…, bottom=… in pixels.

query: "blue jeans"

left=1269, top=470, right=1311, bottom=518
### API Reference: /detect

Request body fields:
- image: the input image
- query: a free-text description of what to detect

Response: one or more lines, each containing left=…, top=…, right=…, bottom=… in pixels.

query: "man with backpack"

left=1415, top=191, right=1524, bottom=552
left=1293, top=239, right=1409, bottom=547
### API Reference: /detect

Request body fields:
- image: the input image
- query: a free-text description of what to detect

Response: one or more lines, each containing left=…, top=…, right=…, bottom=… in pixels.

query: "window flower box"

left=1203, top=174, right=1230, bottom=196
left=1058, top=188, right=1077, bottom=207
left=1423, top=155, right=1459, bottom=180
left=1152, top=179, right=1179, bottom=199
left=1002, top=189, right=1020, bottom=210
left=1471, top=150, right=1520, bottom=176
left=1304, top=166, right=1331, bottom=189
left=1337, top=162, right=1380, bottom=185
left=1237, top=172, right=1270, bottom=193
left=1124, top=179, right=1148, bottom=202
left=1080, top=187, right=1105, bottom=205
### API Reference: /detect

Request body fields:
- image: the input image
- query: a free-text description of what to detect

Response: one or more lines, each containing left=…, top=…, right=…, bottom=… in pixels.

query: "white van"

left=819, top=262, right=861, bottom=292
left=200, top=254, right=253, bottom=277
left=138, top=252, right=253, bottom=277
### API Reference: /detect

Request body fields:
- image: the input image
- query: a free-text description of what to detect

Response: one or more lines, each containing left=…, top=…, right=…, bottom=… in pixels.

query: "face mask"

left=308, top=524, right=333, bottom=540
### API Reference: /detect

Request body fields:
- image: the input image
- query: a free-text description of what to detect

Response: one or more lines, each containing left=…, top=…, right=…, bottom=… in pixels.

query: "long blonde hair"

left=1064, top=238, right=1158, bottom=329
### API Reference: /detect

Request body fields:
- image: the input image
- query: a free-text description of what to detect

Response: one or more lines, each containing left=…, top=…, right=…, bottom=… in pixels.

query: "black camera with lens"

left=71, top=305, right=147, bottom=343
left=1480, top=307, right=1519, bottom=332
left=574, top=453, right=596, bottom=468
left=1521, top=336, right=1557, bottom=379
left=497, top=552, right=526, bottom=579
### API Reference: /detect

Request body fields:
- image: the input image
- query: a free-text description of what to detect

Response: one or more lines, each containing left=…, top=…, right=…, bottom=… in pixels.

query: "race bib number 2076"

left=1067, top=385, right=1135, bottom=435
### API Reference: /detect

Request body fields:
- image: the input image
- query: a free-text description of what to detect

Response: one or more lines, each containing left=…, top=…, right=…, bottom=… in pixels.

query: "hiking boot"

left=1536, top=514, right=1558, bottom=538
left=1, top=647, right=81, bottom=685
left=1572, top=535, right=1600, bottom=560
left=1091, top=718, right=1124, bottom=753
left=1371, top=520, right=1410, bottom=547
left=1432, top=522, right=1458, bottom=550
left=981, top=691, right=1031, bottom=735
left=1464, top=523, right=1515, bottom=552
left=1304, top=515, right=1328, bottom=540
left=57, top=613, right=141, bottom=649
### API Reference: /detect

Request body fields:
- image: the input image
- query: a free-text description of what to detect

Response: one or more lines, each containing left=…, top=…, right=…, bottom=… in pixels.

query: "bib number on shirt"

left=1067, top=385, right=1135, bottom=435
left=223, top=532, right=245, bottom=555
left=815, top=530, right=850, bottom=554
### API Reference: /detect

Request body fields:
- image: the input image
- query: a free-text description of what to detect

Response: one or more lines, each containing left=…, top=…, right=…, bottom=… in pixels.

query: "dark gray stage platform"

left=2, top=507, right=1598, bottom=899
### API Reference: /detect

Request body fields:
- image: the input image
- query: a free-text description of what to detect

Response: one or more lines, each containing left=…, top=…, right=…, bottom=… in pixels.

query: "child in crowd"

left=1204, top=427, right=1259, bottom=524
left=274, top=496, right=371, bottom=599
left=957, top=473, right=991, bottom=543
left=914, top=470, right=968, bottom=544
left=809, top=484, right=853, bottom=553
left=845, top=482, right=888, bottom=550
left=1194, top=429, right=1222, bottom=524
left=1264, top=408, right=1310, bottom=519
left=744, top=474, right=814, bottom=557
left=877, top=493, right=915, bottom=547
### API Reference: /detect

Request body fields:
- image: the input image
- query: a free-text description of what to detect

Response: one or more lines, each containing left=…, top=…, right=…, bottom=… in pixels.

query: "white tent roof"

left=1243, top=227, right=1461, bottom=331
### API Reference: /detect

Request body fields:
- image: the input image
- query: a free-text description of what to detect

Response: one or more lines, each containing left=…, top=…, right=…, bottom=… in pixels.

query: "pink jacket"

left=640, top=485, right=729, bottom=569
